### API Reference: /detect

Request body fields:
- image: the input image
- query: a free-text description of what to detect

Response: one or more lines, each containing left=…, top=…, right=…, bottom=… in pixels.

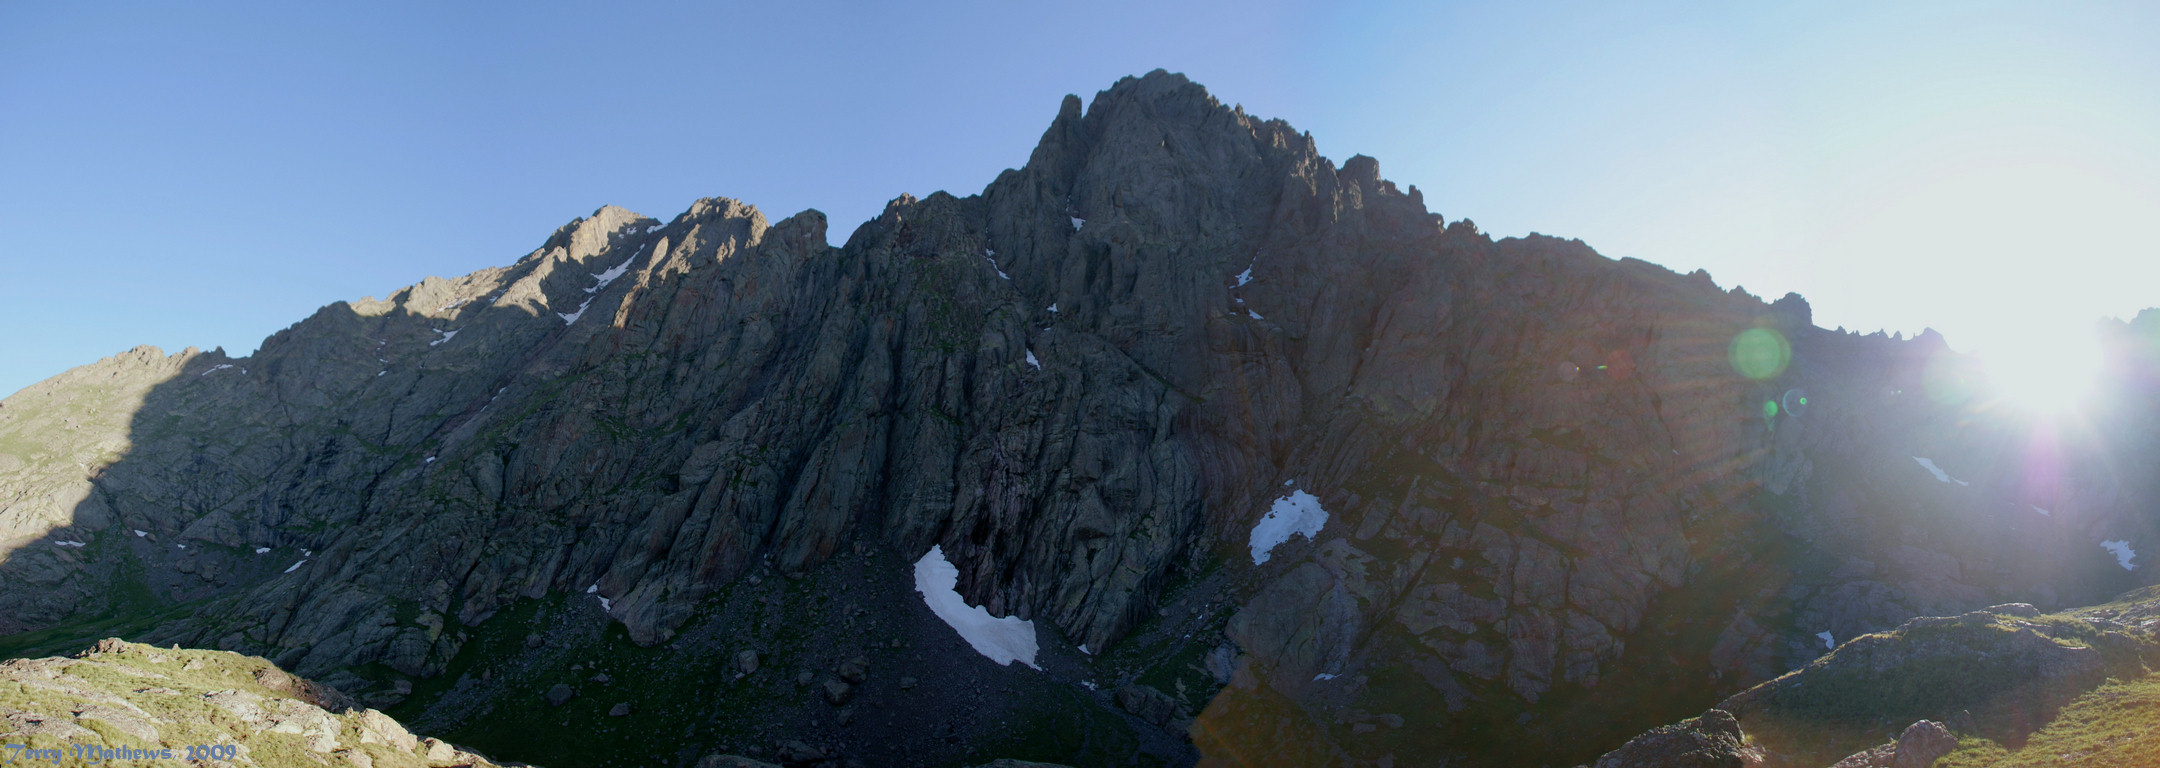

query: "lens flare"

left=1729, top=328, right=1791, bottom=380
left=1782, top=388, right=1809, bottom=418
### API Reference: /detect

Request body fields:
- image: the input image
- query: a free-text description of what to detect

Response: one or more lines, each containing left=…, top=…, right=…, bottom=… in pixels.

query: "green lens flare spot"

left=1729, top=328, right=1792, bottom=380
left=1763, top=400, right=1779, bottom=420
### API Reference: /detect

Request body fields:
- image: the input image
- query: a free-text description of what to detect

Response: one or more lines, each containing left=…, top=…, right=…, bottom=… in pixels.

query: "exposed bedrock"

left=4, top=70, right=2158, bottom=766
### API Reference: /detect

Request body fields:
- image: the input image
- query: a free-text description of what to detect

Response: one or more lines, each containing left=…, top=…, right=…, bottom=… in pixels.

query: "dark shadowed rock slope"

left=4, top=70, right=2160, bottom=767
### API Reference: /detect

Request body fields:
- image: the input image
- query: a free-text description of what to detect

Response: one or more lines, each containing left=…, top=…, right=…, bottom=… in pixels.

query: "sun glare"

left=1978, top=325, right=2104, bottom=414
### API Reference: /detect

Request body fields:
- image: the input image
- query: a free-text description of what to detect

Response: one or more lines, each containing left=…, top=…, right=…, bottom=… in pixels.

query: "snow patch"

left=1070, top=217, right=1084, bottom=230
left=914, top=546, right=1039, bottom=669
left=2103, top=540, right=2139, bottom=571
left=1911, top=457, right=1969, bottom=486
left=586, top=583, right=600, bottom=594
left=1248, top=309, right=1264, bottom=320
left=430, top=329, right=458, bottom=347
left=1046, top=303, right=1058, bottom=314
left=1313, top=673, right=1337, bottom=681
left=1249, top=490, right=1329, bottom=565
left=598, top=597, right=613, bottom=612
left=986, top=256, right=1009, bottom=280
left=586, top=253, right=636, bottom=293
left=1817, top=631, right=1834, bottom=650
left=283, top=560, right=306, bottom=574
left=200, top=364, right=233, bottom=376
left=1081, top=680, right=1097, bottom=691
left=1235, top=265, right=1253, bottom=287
left=1077, top=644, right=1091, bottom=655
left=558, top=298, right=595, bottom=325
left=1025, top=349, right=1041, bottom=370
left=2035, top=506, right=2052, bottom=516
left=645, top=223, right=665, bottom=234
left=53, top=540, right=85, bottom=548
left=133, top=530, right=147, bottom=538
left=255, top=547, right=270, bottom=554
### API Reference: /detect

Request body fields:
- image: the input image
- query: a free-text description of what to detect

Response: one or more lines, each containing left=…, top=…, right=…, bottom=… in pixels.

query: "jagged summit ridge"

left=3, top=70, right=2157, bottom=767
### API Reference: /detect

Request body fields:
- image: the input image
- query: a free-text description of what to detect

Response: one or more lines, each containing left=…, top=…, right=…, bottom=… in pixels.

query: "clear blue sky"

left=5, top=1, right=2158, bottom=397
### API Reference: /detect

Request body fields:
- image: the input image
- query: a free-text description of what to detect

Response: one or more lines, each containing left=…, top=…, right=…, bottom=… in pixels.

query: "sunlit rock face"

left=2, top=70, right=2157, bottom=767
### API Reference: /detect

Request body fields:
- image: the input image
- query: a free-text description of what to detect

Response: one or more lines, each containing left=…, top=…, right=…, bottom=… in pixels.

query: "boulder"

left=1891, top=720, right=1956, bottom=768
left=1592, top=709, right=1761, bottom=768
left=837, top=655, right=868, bottom=684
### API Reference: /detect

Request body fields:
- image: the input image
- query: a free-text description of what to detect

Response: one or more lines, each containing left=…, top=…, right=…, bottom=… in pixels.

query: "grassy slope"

left=0, top=641, right=448, bottom=768
left=1937, top=676, right=2160, bottom=768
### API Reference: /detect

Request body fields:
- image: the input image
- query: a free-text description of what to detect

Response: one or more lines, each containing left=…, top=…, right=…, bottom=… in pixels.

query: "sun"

left=1976, top=323, right=2105, bottom=414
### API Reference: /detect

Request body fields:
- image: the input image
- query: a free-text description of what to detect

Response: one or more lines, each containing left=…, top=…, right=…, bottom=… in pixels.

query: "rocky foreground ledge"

left=1589, top=589, right=2160, bottom=768
left=0, top=638, right=520, bottom=767
left=0, top=638, right=1075, bottom=768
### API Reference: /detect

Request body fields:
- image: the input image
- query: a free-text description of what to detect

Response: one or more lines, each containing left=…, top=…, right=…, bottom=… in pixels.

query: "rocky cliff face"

left=3, top=70, right=2157, bottom=767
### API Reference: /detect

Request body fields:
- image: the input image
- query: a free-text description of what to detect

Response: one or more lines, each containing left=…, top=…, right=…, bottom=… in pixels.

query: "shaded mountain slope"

left=4, top=70, right=2159, bottom=767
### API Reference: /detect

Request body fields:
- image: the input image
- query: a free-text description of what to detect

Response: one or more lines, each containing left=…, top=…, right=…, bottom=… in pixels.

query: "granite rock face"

left=3, top=70, right=2160, bottom=767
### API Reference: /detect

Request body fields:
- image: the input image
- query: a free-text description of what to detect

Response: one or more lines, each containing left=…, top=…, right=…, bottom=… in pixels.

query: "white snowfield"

left=1249, top=488, right=1328, bottom=565
left=587, top=253, right=636, bottom=294
left=1070, top=217, right=1084, bottom=230
left=1235, top=265, right=1253, bottom=287
left=254, top=547, right=270, bottom=554
left=558, top=298, right=594, bottom=325
left=1817, top=631, right=1835, bottom=650
left=1911, top=457, right=1970, bottom=486
left=914, top=546, right=1039, bottom=669
left=283, top=560, right=306, bottom=574
left=1025, top=349, right=1041, bottom=370
left=2103, top=540, right=2138, bottom=571
left=430, top=329, right=459, bottom=347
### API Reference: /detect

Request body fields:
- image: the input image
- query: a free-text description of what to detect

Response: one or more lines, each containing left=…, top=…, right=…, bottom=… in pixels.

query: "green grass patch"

left=1937, top=676, right=2160, bottom=768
